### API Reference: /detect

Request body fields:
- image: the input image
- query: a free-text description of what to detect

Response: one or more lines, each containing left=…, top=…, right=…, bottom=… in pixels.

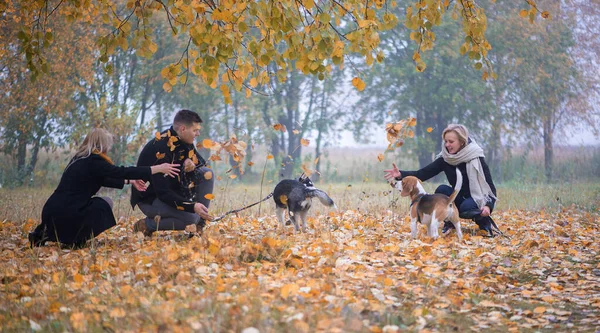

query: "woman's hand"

left=481, top=206, right=491, bottom=217
left=151, top=163, right=180, bottom=177
left=384, top=163, right=401, bottom=182
left=131, top=179, right=148, bottom=192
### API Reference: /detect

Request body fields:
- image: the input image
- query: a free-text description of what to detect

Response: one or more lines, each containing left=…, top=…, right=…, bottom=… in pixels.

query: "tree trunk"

left=543, top=117, right=554, bottom=182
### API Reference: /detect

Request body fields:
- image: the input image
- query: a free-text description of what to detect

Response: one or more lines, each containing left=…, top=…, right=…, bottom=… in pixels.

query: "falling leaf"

left=155, top=132, right=161, bottom=140
left=314, top=157, right=319, bottom=165
left=351, top=77, right=366, bottom=91
left=204, top=193, right=215, bottom=200
left=407, top=118, right=417, bottom=127
left=247, top=161, right=254, bottom=166
left=229, top=174, right=237, bottom=179
left=155, top=152, right=165, bottom=159
left=204, top=171, right=213, bottom=180
left=426, top=127, right=433, bottom=133
left=176, top=206, right=185, bottom=211
left=300, top=138, right=310, bottom=146
left=541, top=11, right=551, bottom=19
left=377, top=153, right=384, bottom=162
left=266, top=154, right=274, bottom=160
left=273, top=124, right=286, bottom=132
left=202, top=139, right=214, bottom=148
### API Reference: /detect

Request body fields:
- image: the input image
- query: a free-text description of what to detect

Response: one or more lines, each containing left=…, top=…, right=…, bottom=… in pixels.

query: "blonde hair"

left=73, top=128, right=114, bottom=159
left=442, top=124, right=469, bottom=146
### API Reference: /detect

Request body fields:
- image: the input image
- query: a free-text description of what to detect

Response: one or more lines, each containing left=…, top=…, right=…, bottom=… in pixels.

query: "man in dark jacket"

left=131, top=109, right=214, bottom=236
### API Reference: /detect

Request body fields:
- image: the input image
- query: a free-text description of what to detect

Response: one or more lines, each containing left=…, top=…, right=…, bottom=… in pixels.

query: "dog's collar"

left=410, top=193, right=425, bottom=207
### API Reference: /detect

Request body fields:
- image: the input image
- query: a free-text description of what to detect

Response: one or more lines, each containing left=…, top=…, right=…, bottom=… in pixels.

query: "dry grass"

left=0, top=182, right=599, bottom=332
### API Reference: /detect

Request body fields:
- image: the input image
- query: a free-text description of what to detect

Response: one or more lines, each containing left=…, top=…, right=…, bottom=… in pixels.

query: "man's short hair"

left=173, top=109, right=203, bottom=127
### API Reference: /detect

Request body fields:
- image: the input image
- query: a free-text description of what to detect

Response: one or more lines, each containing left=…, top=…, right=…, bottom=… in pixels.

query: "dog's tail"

left=448, top=168, right=463, bottom=204
left=310, top=189, right=336, bottom=208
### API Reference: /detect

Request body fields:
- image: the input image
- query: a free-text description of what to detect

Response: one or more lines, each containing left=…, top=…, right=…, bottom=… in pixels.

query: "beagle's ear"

left=400, top=181, right=412, bottom=197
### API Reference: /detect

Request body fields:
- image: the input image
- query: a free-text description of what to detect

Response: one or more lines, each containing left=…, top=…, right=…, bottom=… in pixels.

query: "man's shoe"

left=133, top=218, right=154, bottom=237
left=442, top=221, right=455, bottom=234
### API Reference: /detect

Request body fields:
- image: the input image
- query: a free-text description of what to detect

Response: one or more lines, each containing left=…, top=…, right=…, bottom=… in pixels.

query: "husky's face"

left=298, top=175, right=314, bottom=189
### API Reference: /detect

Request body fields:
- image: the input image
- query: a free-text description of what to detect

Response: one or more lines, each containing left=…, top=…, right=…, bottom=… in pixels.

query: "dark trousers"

left=139, top=167, right=214, bottom=231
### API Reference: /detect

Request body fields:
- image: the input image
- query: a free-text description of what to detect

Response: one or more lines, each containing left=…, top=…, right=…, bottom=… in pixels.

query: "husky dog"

left=273, top=174, right=336, bottom=232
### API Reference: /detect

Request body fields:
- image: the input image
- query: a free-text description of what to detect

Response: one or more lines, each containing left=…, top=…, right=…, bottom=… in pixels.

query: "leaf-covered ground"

left=1, top=207, right=599, bottom=332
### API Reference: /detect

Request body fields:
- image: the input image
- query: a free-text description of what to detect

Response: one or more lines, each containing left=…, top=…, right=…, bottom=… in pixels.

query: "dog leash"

left=211, top=193, right=274, bottom=222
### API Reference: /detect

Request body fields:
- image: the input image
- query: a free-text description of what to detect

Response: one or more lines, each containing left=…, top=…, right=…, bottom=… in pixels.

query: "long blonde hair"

left=67, top=128, right=114, bottom=169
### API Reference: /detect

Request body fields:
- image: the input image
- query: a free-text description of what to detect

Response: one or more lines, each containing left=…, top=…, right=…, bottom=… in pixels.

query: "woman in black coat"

left=29, top=128, right=179, bottom=248
left=384, top=124, right=500, bottom=237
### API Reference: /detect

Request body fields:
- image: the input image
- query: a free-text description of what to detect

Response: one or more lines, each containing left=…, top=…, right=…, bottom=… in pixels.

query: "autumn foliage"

left=1, top=204, right=599, bottom=331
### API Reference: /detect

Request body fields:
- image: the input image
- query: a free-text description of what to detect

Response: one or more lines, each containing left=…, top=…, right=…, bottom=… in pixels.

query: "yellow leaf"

left=273, top=123, right=286, bottom=132
left=292, top=129, right=300, bottom=135
left=541, top=11, right=550, bottom=19
left=73, top=273, right=84, bottom=283
left=202, top=139, right=214, bottom=148
left=208, top=242, right=220, bottom=255
left=163, top=81, right=172, bottom=92
left=408, top=118, right=417, bottom=126
left=204, top=171, right=213, bottom=180
left=176, top=205, right=185, bottom=211
left=229, top=174, right=237, bottom=179
left=109, top=308, right=126, bottom=318
left=377, top=153, right=384, bottom=162
left=247, top=161, right=254, bottom=166
left=533, top=306, right=546, bottom=314
left=280, top=283, right=299, bottom=299
left=70, top=312, right=86, bottom=331
left=314, top=157, right=319, bottom=165
left=351, top=77, right=366, bottom=91
left=266, top=154, right=274, bottom=160
left=300, top=138, right=310, bottom=146
left=204, top=193, right=215, bottom=200
left=519, top=9, right=528, bottom=18
left=156, top=152, right=165, bottom=159
left=426, top=127, right=433, bottom=133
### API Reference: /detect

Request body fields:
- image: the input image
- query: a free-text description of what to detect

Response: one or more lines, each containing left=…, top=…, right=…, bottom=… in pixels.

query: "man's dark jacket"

left=131, top=127, right=206, bottom=213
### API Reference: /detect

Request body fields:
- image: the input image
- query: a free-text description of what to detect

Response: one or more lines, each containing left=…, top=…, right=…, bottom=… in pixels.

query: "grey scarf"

left=437, top=140, right=496, bottom=208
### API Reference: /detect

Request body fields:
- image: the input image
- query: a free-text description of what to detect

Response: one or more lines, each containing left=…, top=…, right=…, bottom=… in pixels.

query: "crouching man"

left=131, top=109, right=214, bottom=236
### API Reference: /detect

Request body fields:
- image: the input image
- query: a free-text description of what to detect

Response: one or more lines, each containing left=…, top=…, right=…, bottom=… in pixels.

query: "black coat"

left=130, top=126, right=207, bottom=213
left=40, top=154, right=151, bottom=245
left=400, top=156, right=497, bottom=210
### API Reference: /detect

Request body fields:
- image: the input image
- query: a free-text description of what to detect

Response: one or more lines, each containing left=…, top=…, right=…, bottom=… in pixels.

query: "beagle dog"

left=395, top=169, right=463, bottom=241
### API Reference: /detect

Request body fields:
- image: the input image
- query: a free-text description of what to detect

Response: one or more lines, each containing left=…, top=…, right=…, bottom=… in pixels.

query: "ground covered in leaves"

left=1, top=207, right=599, bottom=332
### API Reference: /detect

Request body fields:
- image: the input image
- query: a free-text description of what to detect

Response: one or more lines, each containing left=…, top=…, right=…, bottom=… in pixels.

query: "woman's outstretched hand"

left=131, top=179, right=148, bottom=192
left=152, top=163, right=180, bottom=177
left=384, top=163, right=401, bottom=182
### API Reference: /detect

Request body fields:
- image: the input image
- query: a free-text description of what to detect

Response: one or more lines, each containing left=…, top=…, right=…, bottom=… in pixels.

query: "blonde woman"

left=384, top=124, right=499, bottom=237
left=29, top=128, right=179, bottom=248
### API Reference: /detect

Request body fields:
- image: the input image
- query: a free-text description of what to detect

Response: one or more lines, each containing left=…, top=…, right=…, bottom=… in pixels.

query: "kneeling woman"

left=384, top=124, right=499, bottom=237
left=29, top=128, right=179, bottom=248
